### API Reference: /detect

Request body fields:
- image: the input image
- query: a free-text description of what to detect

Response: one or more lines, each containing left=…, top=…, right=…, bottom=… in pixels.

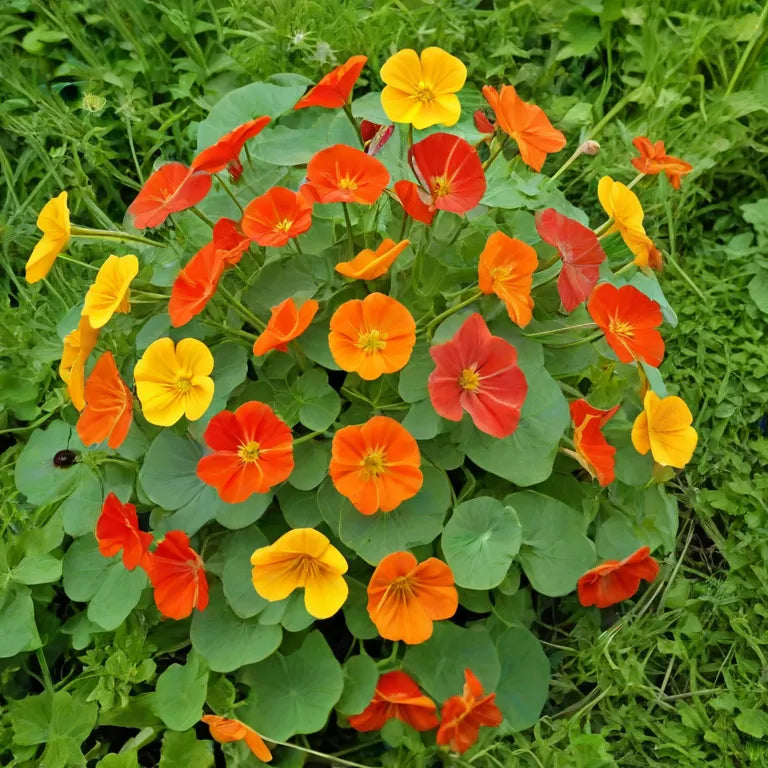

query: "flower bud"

left=580, top=139, right=600, bottom=156
left=82, top=93, right=107, bottom=114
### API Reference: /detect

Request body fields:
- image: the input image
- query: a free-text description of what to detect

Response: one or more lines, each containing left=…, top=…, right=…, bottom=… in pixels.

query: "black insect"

left=53, top=449, right=78, bottom=468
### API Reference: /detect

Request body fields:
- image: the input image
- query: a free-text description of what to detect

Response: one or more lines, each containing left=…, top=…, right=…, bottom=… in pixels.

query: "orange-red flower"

left=191, top=116, right=271, bottom=180
left=330, top=416, right=422, bottom=515
left=348, top=671, right=439, bottom=732
left=197, top=401, right=294, bottom=503
left=168, top=242, right=225, bottom=328
left=394, top=180, right=436, bottom=225
left=212, top=217, right=251, bottom=266
left=568, top=399, right=620, bottom=486
left=241, top=187, right=313, bottom=247
left=361, top=121, right=394, bottom=156
left=428, top=313, right=527, bottom=439
left=329, top=293, right=416, bottom=380
left=631, top=137, right=692, bottom=189
left=482, top=85, right=566, bottom=172
left=304, top=144, right=390, bottom=205
left=577, top=546, right=659, bottom=608
left=95, top=492, right=153, bottom=571
left=144, top=530, right=208, bottom=620
left=436, top=669, right=503, bottom=754
left=367, top=551, right=457, bottom=644
left=477, top=231, right=537, bottom=326
left=535, top=208, right=606, bottom=312
left=587, top=283, right=664, bottom=367
left=252, top=297, right=319, bottom=356
left=335, top=239, right=409, bottom=280
left=59, top=315, right=100, bottom=411
left=408, top=133, right=486, bottom=214
left=202, top=715, right=272, bottom=762
left=127, top=162, right=212, bottom=229
left=294, top=55, right=367, bottom=110
left=76, top=351, right=133, bottom=449
left=474, top=109, right=495, bottom=135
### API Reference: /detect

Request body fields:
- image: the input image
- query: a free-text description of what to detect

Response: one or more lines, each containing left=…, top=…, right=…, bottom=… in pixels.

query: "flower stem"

left=217, top=285, right=266, bottom=331
left=293, top=430, right=326, bottom=445
left=57, top=253, right=98, bottom=271
left=541, top=330, right=603, bottom=349
left=548, top=144, right=585, bottom=185
left=482, top=134, right=510, bottom=172
left=216, top=176, right=244, bottom=214
left=342, top=202, right=355, bottom=258
left=613, top=261, right=635, bottom=276
left=626, top=172, right=646, bottom=191
left=264, top=737, right=373, bottom=768
left=523, top=322, right=597, bottom=338
left=343, top=103, right=365, bottom=148
left=423, top=290, right=483, bottom=338
left=190, top=206, right=215, bottom=228
left=69, top=226, right=159, bottom=247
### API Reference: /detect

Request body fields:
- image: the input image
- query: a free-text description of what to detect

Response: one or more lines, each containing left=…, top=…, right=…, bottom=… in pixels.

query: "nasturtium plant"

left=9, top=42, right=698, bottom=766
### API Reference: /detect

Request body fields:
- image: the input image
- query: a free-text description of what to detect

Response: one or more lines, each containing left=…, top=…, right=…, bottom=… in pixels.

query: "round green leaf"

left=287, top=441, right=330, bottom=491
left=11, top=554, right=62, bottom=586
left=294, top=369, right=341, bottom=431
left=278, top=484, right=323, bottom=527
left=397, top=343, right=433, bottom=403
left=152, top=651, right=209, bottom=731
left=0, top=585, right=40, bottom=658
left=337, top=655, right=379, bottom=715
left=87, top=564, right=147, bottom=631
left=62, top=536, right=110, bottom=602
left=343, top=578, right=378, bottom=640
left=221, top=528, right=269, bottom=619
left=139, top=431, right=202, bottom=511
left=401, top=399, right=442, bottom=440
left=60, top=466, right=103, bottom=537
left=595, top=515, right=643, bottom=560
left=241, top=631, right=344, bottom=740
left=442, top=497, right=521, bottom=590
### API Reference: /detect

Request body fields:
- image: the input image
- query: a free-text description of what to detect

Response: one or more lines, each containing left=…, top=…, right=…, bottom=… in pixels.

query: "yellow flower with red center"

left=82, top=254, right=139, bottom=328
left=26, top=192, right=71, bottom=284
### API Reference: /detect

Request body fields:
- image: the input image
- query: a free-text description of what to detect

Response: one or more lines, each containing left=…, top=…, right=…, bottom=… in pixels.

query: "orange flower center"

left=609, top=318, right=634, bottom=336
left=175, top=376, right=193, bottom=394
left=293, top=554, right=321, bottom=582
left=458, top=367, right=481, bottom=391
left=491, top=266, right=511, bottom=282
left=275, top=218, right=294, bottom=233
left=356, top=329, right=387, bottom=354
left=390, top=574, right=416, bottom=598
left=414, top=81, right=435, bottom=103
left=338, top=176, right=359, bottom=191
left=238, top=441, right=261, bottom=464
left=362, top=450, right=387, bottom=479
left=432, top=176, right=451, bottom=198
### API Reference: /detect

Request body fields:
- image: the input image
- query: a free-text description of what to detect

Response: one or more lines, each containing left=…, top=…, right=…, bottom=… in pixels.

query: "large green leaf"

left=241, top=631, right=344, bottom=740
left=11, top=554, right=62, bottom=585
left=509, top=491, right=595, bottom=597
left=221, top=527, right=269, bottom=619
left=293, top=369, right=341, bottom=431
left=158, top=729, right=213, bottom=768
left=62, top=535, right=109, bottom=602
left=286, top=441, right=330, bottom=492
left=60, top=466, right=103, bottom=537
left=0, top=585, right=41, bottom=657
left=152, top=651, right=209, bottom=731
left=337, top=655, right=379, bottom=716
left=87, top=564, right=147, bottom=631
left=441, top=497, right=521, bottom=590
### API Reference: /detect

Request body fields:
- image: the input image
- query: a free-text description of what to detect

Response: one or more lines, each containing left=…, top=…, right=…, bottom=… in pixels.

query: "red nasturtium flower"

left=330, top=415, right=422, bottom=515
left=482, top=84, right=567, bottom=172
left=477, top=231, right=538, bottom=326
left=587, top=283, right=665, bottom=367
left=335, top=238, right=409, bottom=280
left=367, top=551, right=458, bottom=644
left=568, top=399, right=620, bottom=486
left=144, top=530, right=208, bottom=620
left=212, top=217, right=251, bottom=266
left=394, top=180, right=436, bottom=225
left=577, top=546, right=660, bottom=608
left=197, top=401, right=294, bottom=503
left=252, top=298, right=319, bottom=356
left=294, top=54, right=367, bottom=109
left=631, top=137, right=693, bottom=189
left=201, top=715, right=272, bottom=762
left=436, top=669, right=503, bottom=754
left=473, top=109, right=495, bottom=135
left=95, top=492, right=153, bottom=571
left=241, top=187, right=313, bottom=247
left=428, top=313, right=527, bottom=439
left=191, top=116, right=271, bottom=180
left=535, top=208, right=606, bottom=312
left=127, top=162, right=212, bottom=229
left=408, top=133, right=486, bottom=214
left=76, top=351, right=133, bottom=449
left=328, top=293, right=416, bottom=380
left=169, top=242, right=225, bottom=328
left=304, top=144, right=390, bottom=205
left=348, top=671, right=439, bottom=732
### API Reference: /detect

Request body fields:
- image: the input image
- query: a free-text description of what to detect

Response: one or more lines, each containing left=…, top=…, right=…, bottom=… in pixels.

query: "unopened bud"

left=82, top=93, right=107, bottom=114
left=580, top=140, right=600, bottom=156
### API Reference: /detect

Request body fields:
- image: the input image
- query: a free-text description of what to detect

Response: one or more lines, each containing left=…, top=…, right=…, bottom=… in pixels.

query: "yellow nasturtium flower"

left=134, top=337, right=214, bottom=426
left=59, top=315, right=100, bottom=411
left=82, top=254, right=139, bottom=328
left=631, top=391, right=698, bottom=469
left=26, top=192, right=71, bottom=284
left=380, top=47, right=466, bottom=130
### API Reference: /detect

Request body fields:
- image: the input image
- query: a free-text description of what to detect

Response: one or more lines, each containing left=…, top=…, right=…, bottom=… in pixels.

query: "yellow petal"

left=82, top=254, right=139, bottom=328
left=631, top=410, right=651, bottom=455
left=176, top=337, right=214, bottom=377
left=134, top=337, right=177, bottom=384
left=250, top=551, right=304, bottom=601
left=184, top=377, right=215, bottom=421
left=26, top=235, right=66, bottom=284
left=135, top=382, right=186, bottom=427
left=597, top=176, right=615, bottom=221
left=37, top=191, right=70, bottom=240
left=411, top=94, right=461, bottom=130
left=380, top=86, right=424, bottom=125
left=303, top=572, right=348, bottom=619
left=419, top=47, right=466, bottom=96
left=380, top=49, right=422, bottom=93
left=645, top=393, right=698, bottom=468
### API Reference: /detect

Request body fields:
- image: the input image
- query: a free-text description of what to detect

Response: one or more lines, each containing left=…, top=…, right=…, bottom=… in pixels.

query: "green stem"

left=57, top=253, right=98, bottom=271
left=547, top=144, right=584, bottom=185
left=626, top=171, right=646, bottom=190
left=217, top=285, right=266, bottom=331
left=265, top=737, right=373, bottom=768
left=342, top=202, right=355, bottom=258
left=69, top=226, right=160, bottom=247
left=593, top=219, right=613, bottom=236
left=293, top=430, right=326, bottom=445
left=292, top=238, right=303, bottom=256
left=541, top=330, right=603, bottom=349
left=423, top=290, right=483, bottom=337
left=36, top=649, right=53, bottom=692
left=482, top=134, right=510, bottom=172
left=613, top=262, right=635, bottom=277
left=216, top=176, right=244, bottom=214
left=725, top=2, right=768, bottom=97
left=343, top=103, right=365, bottom=148
left=190, top=206, right=215, bottom=228
left=523, top=322, right=597, bottom=338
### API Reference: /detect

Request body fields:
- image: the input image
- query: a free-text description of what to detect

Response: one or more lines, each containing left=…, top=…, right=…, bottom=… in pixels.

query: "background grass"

left=2, top=0, right=768, bottom=765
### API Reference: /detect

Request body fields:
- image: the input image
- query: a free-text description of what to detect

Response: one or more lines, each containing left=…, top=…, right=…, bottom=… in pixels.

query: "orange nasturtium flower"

left=567, top=399, right=620, bottom=487
left=631, top=137, right=693, bottom=189
left=587, top=283, right=665, bottom=368
left=250, top=528, right=348, bottom=619
left=169, top=241, right=225, bottom=328
left=191, top=116, right=271, bottom=180
left=631, top=391, right=698, bottom=469
left=482, top=85, right=567, bottom=172
left=348, top=671, right=439, bottom=732
left=95, top=492, right=153, bottom=571
left=144, top=530, right=209, bottom=620
left=127, top=162, right=212, bottom=229
left=25, top=191, right=71, bottom=284
left=294, top=54, right=367, bottom=110
left=577, top=546, right=659, bottom=608
left=133, top=337, right=214, bottom=426
left=328, top=293, right=416, bottom=380
left=304, top=144, right=390, bottom=205
left=201, top=715, right=272, bottom=762
left=82, top=254, right=139, bottom=328
left=367, top=551, right=458, bottom=644
left=329, top=415, right=423, bottom=515
left=380, top=47, right=466, bottom=129
left=241, top=186, right=313, bottom=247
left=76, top=351, right=133, bottom=449
left=436, top=669, right=503, bottom=754
left=623, top=227, right=663, bottom=271
left=335, top=238, right=410, bottom=280
left=252, top=297, right=319, bottom=356
left=197, top=401, right=294, bottom=503
left=59, top=315, right=100, bottom=411
left=478, top=231, right=538, bottom=326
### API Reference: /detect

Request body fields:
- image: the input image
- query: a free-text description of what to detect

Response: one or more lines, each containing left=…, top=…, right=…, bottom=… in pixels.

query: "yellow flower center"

left=491, top=266, right=511, bottom=281
left=458, top=368, right=481, bottom=391
left=390, top=574, right=416, bottom=598
left=609, top=318, right=634, bottom=336
left=338, top=176, right=359, bottom=191
left=356, top=329, right=387, bottom=354
left=238, top=441, right=261, bottom=464
left=291, top=554, right=321, bottom=585
left=362, top=451, right=387, bottom=479
left=275, top=218, right=294, bottom=233
left=175, top=376, right=193, bottom=394
left=432, top=176, right=451, bottom=198
left=414, top=80, right=435, bottom=103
